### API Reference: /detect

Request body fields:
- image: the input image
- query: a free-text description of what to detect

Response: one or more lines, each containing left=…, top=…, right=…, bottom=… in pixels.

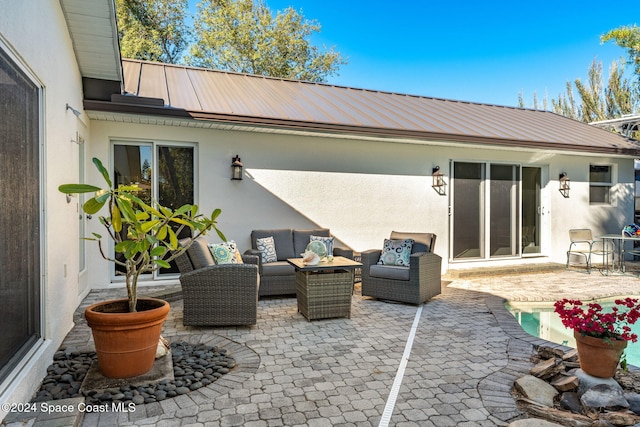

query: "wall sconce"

left=559, top=172, right=570, bottom=198
left=231, top=155, right=243, bottom=180
left=432, top=166, right=446, bottom=195
left=66, top=103, right=81, bottom=118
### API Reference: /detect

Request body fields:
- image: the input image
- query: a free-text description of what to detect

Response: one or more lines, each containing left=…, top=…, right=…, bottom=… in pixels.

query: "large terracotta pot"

left=574, top=331, right=627, bottom=378
left=85, top=298, right=170, bottom=378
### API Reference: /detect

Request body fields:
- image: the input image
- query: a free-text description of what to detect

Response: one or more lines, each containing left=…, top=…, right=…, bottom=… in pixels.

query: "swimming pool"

left=506, top=297, right=640, bottom=367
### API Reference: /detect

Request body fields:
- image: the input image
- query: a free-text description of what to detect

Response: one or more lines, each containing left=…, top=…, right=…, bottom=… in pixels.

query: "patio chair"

left=360, top=231, right=442, bottom=305
left=175, top=239, right=260, bottom=326
left=566, top=229, right=613, bottom=273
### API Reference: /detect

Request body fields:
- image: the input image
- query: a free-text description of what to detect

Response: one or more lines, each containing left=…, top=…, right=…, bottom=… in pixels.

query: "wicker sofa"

left=244, top=228, right=353, bottom=297
left=361, top=231, right=442, bottom=305
left=175, top=238, right=260, bottom=326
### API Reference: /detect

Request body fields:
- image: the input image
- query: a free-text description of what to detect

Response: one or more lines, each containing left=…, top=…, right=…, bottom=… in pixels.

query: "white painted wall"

left=88, top=119, right=636, bottom=281
left=0, top=0, right=87, bottom=417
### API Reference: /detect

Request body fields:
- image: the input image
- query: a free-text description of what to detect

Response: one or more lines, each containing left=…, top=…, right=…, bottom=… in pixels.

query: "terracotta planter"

left=85, top=298, right=170, bottom=378
left=574, top=331, right=627, bottom=378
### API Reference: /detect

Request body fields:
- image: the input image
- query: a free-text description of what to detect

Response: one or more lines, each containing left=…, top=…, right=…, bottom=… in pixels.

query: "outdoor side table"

left=287, top=256, right=362, bottom=321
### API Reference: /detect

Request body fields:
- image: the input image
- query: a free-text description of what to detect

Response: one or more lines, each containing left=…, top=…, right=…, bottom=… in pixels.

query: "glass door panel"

left=452, top=162, right=485, bottom=259
left=489, top=164, right=519, bottom=257
left=522, top=167, right=542, bottom=255
left=157, top=145, right=194, bottom=276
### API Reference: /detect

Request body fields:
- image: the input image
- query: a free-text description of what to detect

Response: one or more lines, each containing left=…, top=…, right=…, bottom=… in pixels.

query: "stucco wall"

left=0, top=0, right=87, bottom=416
left=88, top=119, right=636, bottom=284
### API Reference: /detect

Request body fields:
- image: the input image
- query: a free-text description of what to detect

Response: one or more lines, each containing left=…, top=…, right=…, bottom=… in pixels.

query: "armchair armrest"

left=244, top=249, right=263, bottom=271
left=242, top=253, right=260, bottom=266
left=181, top=264, right=259, bottom=294
left=334, top=247, right=354, bottom=259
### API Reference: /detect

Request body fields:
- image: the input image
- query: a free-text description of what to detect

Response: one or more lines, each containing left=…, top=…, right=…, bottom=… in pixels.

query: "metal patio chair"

left=566, top=229, right=613, bottom=273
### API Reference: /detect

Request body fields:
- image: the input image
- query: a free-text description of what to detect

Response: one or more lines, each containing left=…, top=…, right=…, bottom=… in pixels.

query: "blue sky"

left=189, top=0, right=639, bottom=108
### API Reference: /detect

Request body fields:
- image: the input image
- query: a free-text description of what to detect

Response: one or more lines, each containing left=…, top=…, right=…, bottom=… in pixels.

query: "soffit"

left=59, top=0, right=122, bottom=81
left=98, top=59, right=640, bottom=156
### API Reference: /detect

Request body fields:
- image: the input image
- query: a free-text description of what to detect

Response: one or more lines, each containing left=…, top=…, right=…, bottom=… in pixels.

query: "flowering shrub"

left=554, top=298, right=640, bottom=342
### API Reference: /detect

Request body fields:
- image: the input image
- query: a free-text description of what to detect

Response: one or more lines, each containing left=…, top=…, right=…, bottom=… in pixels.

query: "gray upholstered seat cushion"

left=260, top=261, right=295, bottom=276
left=369, top=264, right=410, bottom=281
left=186, top=239, right=216, bottom=269
left=251, top=229, right=295, bottom=261
left=293, top=228, right=330, bottom=256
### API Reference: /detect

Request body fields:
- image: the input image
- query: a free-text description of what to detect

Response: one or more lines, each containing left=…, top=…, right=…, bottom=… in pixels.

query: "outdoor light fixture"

left=559, top=172, right=570, bottom=198
left=66, top=103, right=81, bottom=118
left=432, top=166, right=446, bottom=195
left=231, top=155, right=243, bottom=180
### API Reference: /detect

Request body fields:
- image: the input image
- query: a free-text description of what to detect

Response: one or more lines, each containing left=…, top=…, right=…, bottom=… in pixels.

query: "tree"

left=548, top=59, right=638, bottom=122
left=116, top=0, right=190, bottom=64
left=602, top=25, right=640, bottom=82
left=187, top=0, right=346, bottom=82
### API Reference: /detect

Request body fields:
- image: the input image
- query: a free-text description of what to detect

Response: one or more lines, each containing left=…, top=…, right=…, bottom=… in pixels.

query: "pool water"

left=506, top=298, right=640, bottom=368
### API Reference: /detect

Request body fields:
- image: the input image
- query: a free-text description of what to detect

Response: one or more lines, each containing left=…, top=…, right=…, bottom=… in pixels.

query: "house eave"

left=83, top=100, right=640, bottom=157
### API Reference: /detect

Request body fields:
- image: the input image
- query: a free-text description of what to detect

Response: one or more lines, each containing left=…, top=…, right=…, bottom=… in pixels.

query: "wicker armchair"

left=176, top=239, right=259, bottom=326
left=361, top=231, right=441, bottom=305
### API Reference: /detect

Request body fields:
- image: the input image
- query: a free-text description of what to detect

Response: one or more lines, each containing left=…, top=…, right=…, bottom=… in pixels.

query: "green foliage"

left=59, top=158, right=225, bottom=312
left=186, top=0, right=346, bottom=82
left=548, top=59, right=638, bottom=124
left=116, top=0, right=190, bottom=63
left=602, top=25, right=640, bottom=82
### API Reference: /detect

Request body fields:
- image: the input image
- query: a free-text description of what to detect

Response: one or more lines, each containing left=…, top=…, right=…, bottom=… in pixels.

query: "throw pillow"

left=256, top=236, right=278, bottom=263
left=377, top=238, right=414, bottom=266
left=310, top=235, right=334, bottom=256
left=208, top=241, right=244, bottom=265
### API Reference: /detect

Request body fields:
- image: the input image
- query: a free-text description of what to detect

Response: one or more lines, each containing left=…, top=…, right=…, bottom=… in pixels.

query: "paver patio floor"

left=11, top=266, right=640, bottom=426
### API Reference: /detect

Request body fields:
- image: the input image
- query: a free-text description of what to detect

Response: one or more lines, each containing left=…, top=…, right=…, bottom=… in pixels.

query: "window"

left=590, top=165, right=612, bottom=204
left=0, top=45, right=41, bottom=382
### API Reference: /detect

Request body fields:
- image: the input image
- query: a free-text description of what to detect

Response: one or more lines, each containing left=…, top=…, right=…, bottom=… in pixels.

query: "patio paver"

left=6, top=266, right=640, bottom=426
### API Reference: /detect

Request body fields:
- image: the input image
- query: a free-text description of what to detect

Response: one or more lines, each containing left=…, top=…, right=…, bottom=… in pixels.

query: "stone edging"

left=478, top=296, right=573, bottom=424
left=82, top=333, right=260, bottom=426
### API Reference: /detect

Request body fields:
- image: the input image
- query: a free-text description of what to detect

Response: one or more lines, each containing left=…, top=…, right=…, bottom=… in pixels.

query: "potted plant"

left=59, top=158, right=225, bottom=378
left=554, top=298, right=640, bottom=378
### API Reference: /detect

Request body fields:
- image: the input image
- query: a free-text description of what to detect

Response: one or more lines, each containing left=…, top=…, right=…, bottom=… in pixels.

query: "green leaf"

left=215, top=227, right=227, bottom=242
left=91, top=232, right=102, bottom=239
left=58, top=184, right=102, bottom=194
left=157, top=225, right=168, bottom=241
left=211, top=208, right=222, bottom=221
left=168, top=227, right=178, bottom=250
left=151, top=246, right=166, bottom=257
left=114, top=241, right=130, bottom=253
left=141, top=219, right=161, bottom=233
left=154, top=259, right=171, bottom=269
left=92, top=158, right=112, bottom=188
left=83, top=197, right=106, bottom=215
left=175, top=204, right=192, bottom=215
left=117, top=198, right=137, bottom=222
left=112, top=205, right=122, bottom=233
left=170, top=217, right=194, bottom=227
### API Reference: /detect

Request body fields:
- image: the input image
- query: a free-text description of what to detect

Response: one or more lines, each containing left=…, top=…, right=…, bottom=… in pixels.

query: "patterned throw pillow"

left=256, top=236, right=278, bottom=263
left=377, top=239, right=414, bottom=266
left=310, top=235, right=334, bottom=256
left=208, top=241, right=243, bottom=265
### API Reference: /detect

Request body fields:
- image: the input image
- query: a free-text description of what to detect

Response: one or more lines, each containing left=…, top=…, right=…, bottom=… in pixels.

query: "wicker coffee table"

left=287, top=256, right=362, bottom=320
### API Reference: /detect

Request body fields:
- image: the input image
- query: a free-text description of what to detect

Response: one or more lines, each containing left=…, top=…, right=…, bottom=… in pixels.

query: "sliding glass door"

left=452, top=162, right=533, bottom=260
left=113, top=142, right=195, bottom=279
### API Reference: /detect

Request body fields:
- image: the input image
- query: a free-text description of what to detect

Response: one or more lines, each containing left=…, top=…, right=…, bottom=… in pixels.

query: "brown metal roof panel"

left=122, top=60, right=141, bottom=95
left=138, top=63, right=168, bottom=104
left=296, top=84, right=404, bottom=127
left=164, top=66, right=201, bottom=110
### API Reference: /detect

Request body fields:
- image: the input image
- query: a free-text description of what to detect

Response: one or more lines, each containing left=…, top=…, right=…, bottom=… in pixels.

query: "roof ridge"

left=120, top=58, right=544, bottom=113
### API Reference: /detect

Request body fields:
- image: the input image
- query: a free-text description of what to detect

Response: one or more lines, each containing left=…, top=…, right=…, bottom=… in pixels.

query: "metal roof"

left=86, top=59, right=640, bottom=156
left=59, top=0, right=122, bottom=81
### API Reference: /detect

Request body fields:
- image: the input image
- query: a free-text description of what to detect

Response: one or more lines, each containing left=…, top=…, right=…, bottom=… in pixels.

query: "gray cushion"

left=186, top=239, right=216, bottom=269
left=369, top=264, right=410, bottom=281
left=261, top=261, right=295, bottom=276
left=390, top=231, right=435, bottom=253
left=293, top=228, right=330, bottom=256
left=251, top=229, right=294, bottom=260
